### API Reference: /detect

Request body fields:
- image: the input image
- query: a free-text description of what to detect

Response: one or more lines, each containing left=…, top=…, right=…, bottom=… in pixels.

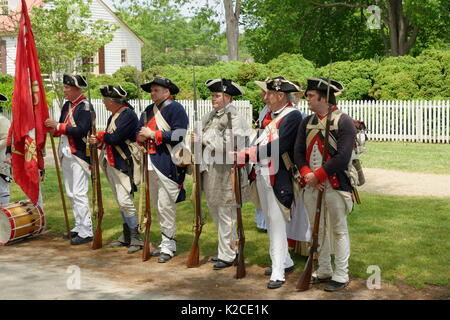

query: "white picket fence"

left=297, top=100, right=450, bottom=143
left=47, top=99, right=253, bottom=131
left=3, top=99, right=449, bottom=143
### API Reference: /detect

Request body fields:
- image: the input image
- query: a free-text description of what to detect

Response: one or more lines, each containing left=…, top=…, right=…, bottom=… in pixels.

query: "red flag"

left=11, top=0, right=50, bottom=205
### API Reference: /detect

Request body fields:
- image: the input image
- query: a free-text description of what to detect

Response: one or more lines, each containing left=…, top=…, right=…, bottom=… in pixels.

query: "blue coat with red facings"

left=56, top=99, right=92, bottom=164
left=101, top=107, right=139, bottom=174
left=254, top=109, right=304, bottom=209
left=137, top=99, right=189, bottom=203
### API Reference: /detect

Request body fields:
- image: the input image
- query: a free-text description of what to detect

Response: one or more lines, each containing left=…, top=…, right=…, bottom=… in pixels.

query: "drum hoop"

left=0, top=207, right=16, bottom=244
left=5, top=233, right=36, bottom=244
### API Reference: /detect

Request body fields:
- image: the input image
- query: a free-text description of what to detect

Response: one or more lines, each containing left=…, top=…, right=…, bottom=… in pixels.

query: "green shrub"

left=112, top=65, right=141, bottom=83
left=0, top=77, right=14, bottom=110
left=118, top=82, right=138, bottom=100
left=265, top=53, right=316, bottom=88
left=316, top=59, right=378, bottom=100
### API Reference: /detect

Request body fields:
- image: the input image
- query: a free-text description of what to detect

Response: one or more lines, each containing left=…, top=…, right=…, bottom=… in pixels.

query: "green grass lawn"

left=8, top=169, right=450, bottom=288
left=359, top=141, right=450, bottom=174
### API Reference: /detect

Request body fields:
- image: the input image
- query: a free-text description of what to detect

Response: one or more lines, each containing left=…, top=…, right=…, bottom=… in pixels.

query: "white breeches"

left=148, top=170, right=177, bottom=256
left=61, top=156, right=93, bottom=238
left=208, top=205, right=237, bottom=263
left=104, top=163, right=138, bottom=228
left=256, top=174, right=294, bottom=282
left=303, top=184, right=352, bottom=283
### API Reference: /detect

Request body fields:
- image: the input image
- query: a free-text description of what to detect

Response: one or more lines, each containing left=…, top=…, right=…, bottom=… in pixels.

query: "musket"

left=135, top=71, right=145, bottom=232
left=141, top=98, right=152, bottom=262
left=88, top=75, right=105, bottom=250
left=186, top=66, right=203, bottom=268
left=228, top=111, right=246, bottom=279
left=296, top=61, right=333, bottom=291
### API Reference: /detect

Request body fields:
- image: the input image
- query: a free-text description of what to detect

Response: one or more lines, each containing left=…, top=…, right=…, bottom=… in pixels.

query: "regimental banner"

left=11, top=0, right=50, bottom=205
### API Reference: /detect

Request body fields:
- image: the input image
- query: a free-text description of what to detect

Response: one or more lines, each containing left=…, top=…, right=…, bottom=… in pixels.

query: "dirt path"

left=0, top=234, right=448, bottom=300
left=359, top=168, right=450, bottom=197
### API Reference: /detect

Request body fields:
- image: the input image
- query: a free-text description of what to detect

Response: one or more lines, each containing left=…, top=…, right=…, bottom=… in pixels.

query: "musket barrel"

left=87, top=76, right=105, bottom=250
left=186, top=66, right=203, bottom=268
left=142, top=110, right=152, bottom=262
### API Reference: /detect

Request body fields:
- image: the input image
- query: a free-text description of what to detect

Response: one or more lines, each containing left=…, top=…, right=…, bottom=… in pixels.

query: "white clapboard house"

left=0, top=0, right=143, bottom=75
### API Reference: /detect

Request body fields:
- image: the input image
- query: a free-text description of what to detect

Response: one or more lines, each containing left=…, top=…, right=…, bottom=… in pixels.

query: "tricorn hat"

left=265, top=76, right=301, bottom=93
left=100, top=85, right=127, bottom=99
left=141, top=76, right=179, bottom=95
left=63, top=73, right=87, bottom=89
left=255, top=80, right=268, bottom=92
left=305, top=78, right=344, bottom=96
left=0, top=93, right=8, bottom=102
left=205, top=78, right=245, bottom=96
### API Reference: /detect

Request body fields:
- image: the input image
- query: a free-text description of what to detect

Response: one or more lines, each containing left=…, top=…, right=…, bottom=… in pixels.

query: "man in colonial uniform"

left=44, top=74, right=93, bottom=245
left=88, top=85, right=143, bottom=254
left=238, top=76, right=304, bottom=289
left=137, top=77, right=189, bottom=263
left=0, top=94, right=11, bottom=206
left=199, top=78, right=250, bottom=269
left=294, top=78, right=355, bottom=292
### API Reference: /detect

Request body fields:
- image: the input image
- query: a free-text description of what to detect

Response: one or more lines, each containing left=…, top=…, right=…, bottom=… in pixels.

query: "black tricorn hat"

left=63, top=73, right=87, bottom=89
left=100, top=85, right=127, bottom=99
left=0, top=93, right=8, bottom=102
left=305, top=78, right=344, bottom=96
left=265, top=76, right=301, bottom=93
left=205, top=78, right=245, bottom=96
left=141, top=76, right=179, bottom=95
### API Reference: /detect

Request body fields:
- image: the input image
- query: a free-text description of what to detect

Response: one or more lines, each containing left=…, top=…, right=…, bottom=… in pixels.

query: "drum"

left=0, top=200, right=45, bottom=245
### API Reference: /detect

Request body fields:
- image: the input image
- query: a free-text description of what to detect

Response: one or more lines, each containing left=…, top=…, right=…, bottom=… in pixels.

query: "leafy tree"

left=28, top=0, right=117, bottom=104
left=310, top=0, right=449, bottom=57
left=242, top=0, right=385, bottom=65
left=242, top=0, right=449, bottom=65
left=113, top=0, right=221, bottom=68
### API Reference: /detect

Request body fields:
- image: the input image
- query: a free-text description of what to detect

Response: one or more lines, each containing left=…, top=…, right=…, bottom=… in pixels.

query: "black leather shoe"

left=70, top=235, right=93, bottom=245
left=264, top=265, right=295, bottom=276
left=127, top=245, right=142, bottom=254
left=310, top=276, right=332, bottom=284
left=109, top=240, right=129, bottom=248
left=150, top=249, right=161, bottom=257
left=213, top=259, right=233, bottom=270
left=210, top=256, right=218, bottom=262
left=63, top=232, right=78, bottom=239
left=324, top=280, right=349, bottom=292
left=157, top=253, right=172, bottom=263
left=267, top=280, right=285, bottom=289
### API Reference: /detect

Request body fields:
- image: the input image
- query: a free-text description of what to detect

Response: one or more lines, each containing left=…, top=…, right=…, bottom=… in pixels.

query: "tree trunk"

left=223, top=0, right=240, bottom=61
left=387, top=0, right=399, bottom=56
left=387, top=0, right=419, bottom=56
